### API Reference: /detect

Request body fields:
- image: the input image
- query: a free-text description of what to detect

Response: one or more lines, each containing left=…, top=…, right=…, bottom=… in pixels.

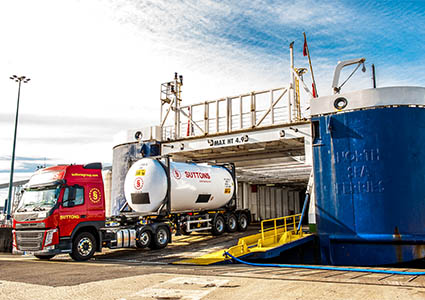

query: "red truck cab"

left=13, top=163, right=105, bottom=260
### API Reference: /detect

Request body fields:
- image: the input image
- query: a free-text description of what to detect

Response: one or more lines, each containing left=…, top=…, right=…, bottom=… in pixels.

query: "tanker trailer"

left=124, top=157, right=251, bottom=247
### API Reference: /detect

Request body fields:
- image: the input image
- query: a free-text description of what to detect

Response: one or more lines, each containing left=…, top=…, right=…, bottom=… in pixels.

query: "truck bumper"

left=13, top=229, right=71, bottom=256
left=13, top=244, right=71, bottom=256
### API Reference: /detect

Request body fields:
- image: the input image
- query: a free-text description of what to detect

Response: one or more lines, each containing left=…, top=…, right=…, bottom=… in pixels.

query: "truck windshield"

left=18, top=186, right=61, bottom=212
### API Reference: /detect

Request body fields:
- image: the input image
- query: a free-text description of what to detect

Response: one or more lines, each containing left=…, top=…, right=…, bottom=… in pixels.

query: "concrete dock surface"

left=2, top=230, right=425, bottom=299
left=1, top=252, right=425, bottom=300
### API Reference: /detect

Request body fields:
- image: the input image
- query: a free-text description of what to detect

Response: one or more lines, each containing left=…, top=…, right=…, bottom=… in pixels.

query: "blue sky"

left=0, top=0, right=424, bottom=201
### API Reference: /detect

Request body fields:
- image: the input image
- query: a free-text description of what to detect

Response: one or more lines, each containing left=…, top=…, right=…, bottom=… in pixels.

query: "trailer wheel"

left=237, top=212, right=249, bottom=232
left=150, top=226, right=170, bottom=250
left=225, top=213, right=238, bottom=233
left=211, top=214, right=225, bottom=236
left=70, top=232, right=96, bottom=261
left=34, top=254, right=56, bottom=260
left=136, top=228, right=152, bottom=248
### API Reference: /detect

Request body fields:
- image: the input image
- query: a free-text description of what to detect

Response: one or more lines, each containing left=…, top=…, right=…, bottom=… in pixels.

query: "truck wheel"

left=136, top=228, right=152, bottom=248
left=211, top=214, right=225, bottom=236
left=70, top=232, right=96, bottom=261
left=150, top=226, right=170, bottom=250
left=34, top=254, right=56, bottom=260
left=225, top=213, right=238, bottom=233
left=237, top=212, right=249, bottom=232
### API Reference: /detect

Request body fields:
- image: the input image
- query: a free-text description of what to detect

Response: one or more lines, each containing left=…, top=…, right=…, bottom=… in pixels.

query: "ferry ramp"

left=175, top=214, right=314, bottom=265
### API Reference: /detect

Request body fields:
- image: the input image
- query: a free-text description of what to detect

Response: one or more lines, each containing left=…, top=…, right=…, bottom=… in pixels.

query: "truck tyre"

left=34, top=254, right=56, bottom=260
left=136, top=228, right=152, bottom=248
left=70, top=232, right=96, bottom=261
left=225, top=213, right=238, bottom=233
left=211, top=214, right=225, bottom=236
left=150, top=226, right=170, bottom=250
left=237, top=212, right=249, bottom=232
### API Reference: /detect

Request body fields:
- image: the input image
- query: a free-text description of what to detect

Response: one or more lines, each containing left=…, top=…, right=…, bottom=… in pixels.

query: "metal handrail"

left=160, top=86, right=309, bottom=140
left=224, top=213, right=306, bottom=258
left=260, top=214, right=302, bottom=242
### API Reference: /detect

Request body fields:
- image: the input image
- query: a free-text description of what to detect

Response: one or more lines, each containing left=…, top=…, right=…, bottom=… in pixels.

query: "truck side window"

left=63, top=186, right=84, bottom=207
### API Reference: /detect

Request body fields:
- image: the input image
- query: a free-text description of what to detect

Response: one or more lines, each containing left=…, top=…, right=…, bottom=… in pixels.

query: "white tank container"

left=124, top=158, right=235, bottom=214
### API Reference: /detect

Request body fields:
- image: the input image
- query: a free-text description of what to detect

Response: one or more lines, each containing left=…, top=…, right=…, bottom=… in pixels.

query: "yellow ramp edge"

left=175, top=214, right=311, bottom=265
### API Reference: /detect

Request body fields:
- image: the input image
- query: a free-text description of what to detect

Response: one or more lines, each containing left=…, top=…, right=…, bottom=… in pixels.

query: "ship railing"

left=161, top=87, right=310, bottom=141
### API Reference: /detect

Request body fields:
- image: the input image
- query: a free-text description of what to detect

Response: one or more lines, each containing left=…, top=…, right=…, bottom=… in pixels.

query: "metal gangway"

left=176, top=214, right=313, bottom=265
left=161, top=83, right=307, bottom=141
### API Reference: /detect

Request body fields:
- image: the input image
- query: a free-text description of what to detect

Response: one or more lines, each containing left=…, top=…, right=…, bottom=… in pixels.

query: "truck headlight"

left=44, top=229, right=58, bottom=246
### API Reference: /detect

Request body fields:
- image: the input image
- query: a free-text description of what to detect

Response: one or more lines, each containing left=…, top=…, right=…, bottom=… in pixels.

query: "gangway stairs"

left=176, top=214, right=314, bottom=265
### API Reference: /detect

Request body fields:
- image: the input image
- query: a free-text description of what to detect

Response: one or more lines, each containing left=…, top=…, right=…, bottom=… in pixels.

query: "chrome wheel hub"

left=157, top=229, right=168, bottom=245
left=229, top=217, right=237, bottom=229
left=216, top=219, right=224, bottom=232
left=140, top=232, right=150, bottom=245
left=240, top=217, right=247, bottom=228
left=77, top=237, right=93, bottom=256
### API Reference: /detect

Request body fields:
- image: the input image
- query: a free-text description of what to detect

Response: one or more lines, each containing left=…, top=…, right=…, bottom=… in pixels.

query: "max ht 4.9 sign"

left=207, top=134, right=249, bottom=147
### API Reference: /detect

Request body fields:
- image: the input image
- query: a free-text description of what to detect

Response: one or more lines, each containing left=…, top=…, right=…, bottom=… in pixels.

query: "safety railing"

left=224, top=213, right=305, bottom=258
left=161, top=86, right=309, bottom=141
left=261, top=214, right=302, bottom=239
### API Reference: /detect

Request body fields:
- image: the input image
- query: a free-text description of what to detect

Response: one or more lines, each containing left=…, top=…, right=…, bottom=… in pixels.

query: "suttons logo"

left=89, top=188, right=102, bottom=204
left=134, top=177, right=144, bottom=190
left=60, top=215, right=80, bottom=220
left=184, top=171, right=210, bottom=180
left=172, top=169, right=181, bottom=180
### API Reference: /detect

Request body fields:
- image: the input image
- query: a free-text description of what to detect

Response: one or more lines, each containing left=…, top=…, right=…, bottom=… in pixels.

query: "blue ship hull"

left=312, top=106, right=425, bottom=266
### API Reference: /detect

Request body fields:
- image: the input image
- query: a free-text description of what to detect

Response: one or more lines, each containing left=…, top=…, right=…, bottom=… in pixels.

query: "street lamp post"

left=6, top=75, right=30, bottom=221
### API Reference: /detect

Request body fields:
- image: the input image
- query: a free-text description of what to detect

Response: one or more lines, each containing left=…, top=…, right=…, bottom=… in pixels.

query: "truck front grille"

left=15, top=230, right=44, bottom=251
left=15, top=222, right=45, bottom=229
left=14, top=213, right=39, bottom=222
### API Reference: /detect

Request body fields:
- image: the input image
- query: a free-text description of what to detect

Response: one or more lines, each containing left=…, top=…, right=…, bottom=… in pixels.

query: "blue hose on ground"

left=223, top=252, right=425, bottom=276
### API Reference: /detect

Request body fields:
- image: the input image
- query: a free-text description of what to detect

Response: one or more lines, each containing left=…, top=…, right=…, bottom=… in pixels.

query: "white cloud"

left=0, top=0, right=424, bottom=187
